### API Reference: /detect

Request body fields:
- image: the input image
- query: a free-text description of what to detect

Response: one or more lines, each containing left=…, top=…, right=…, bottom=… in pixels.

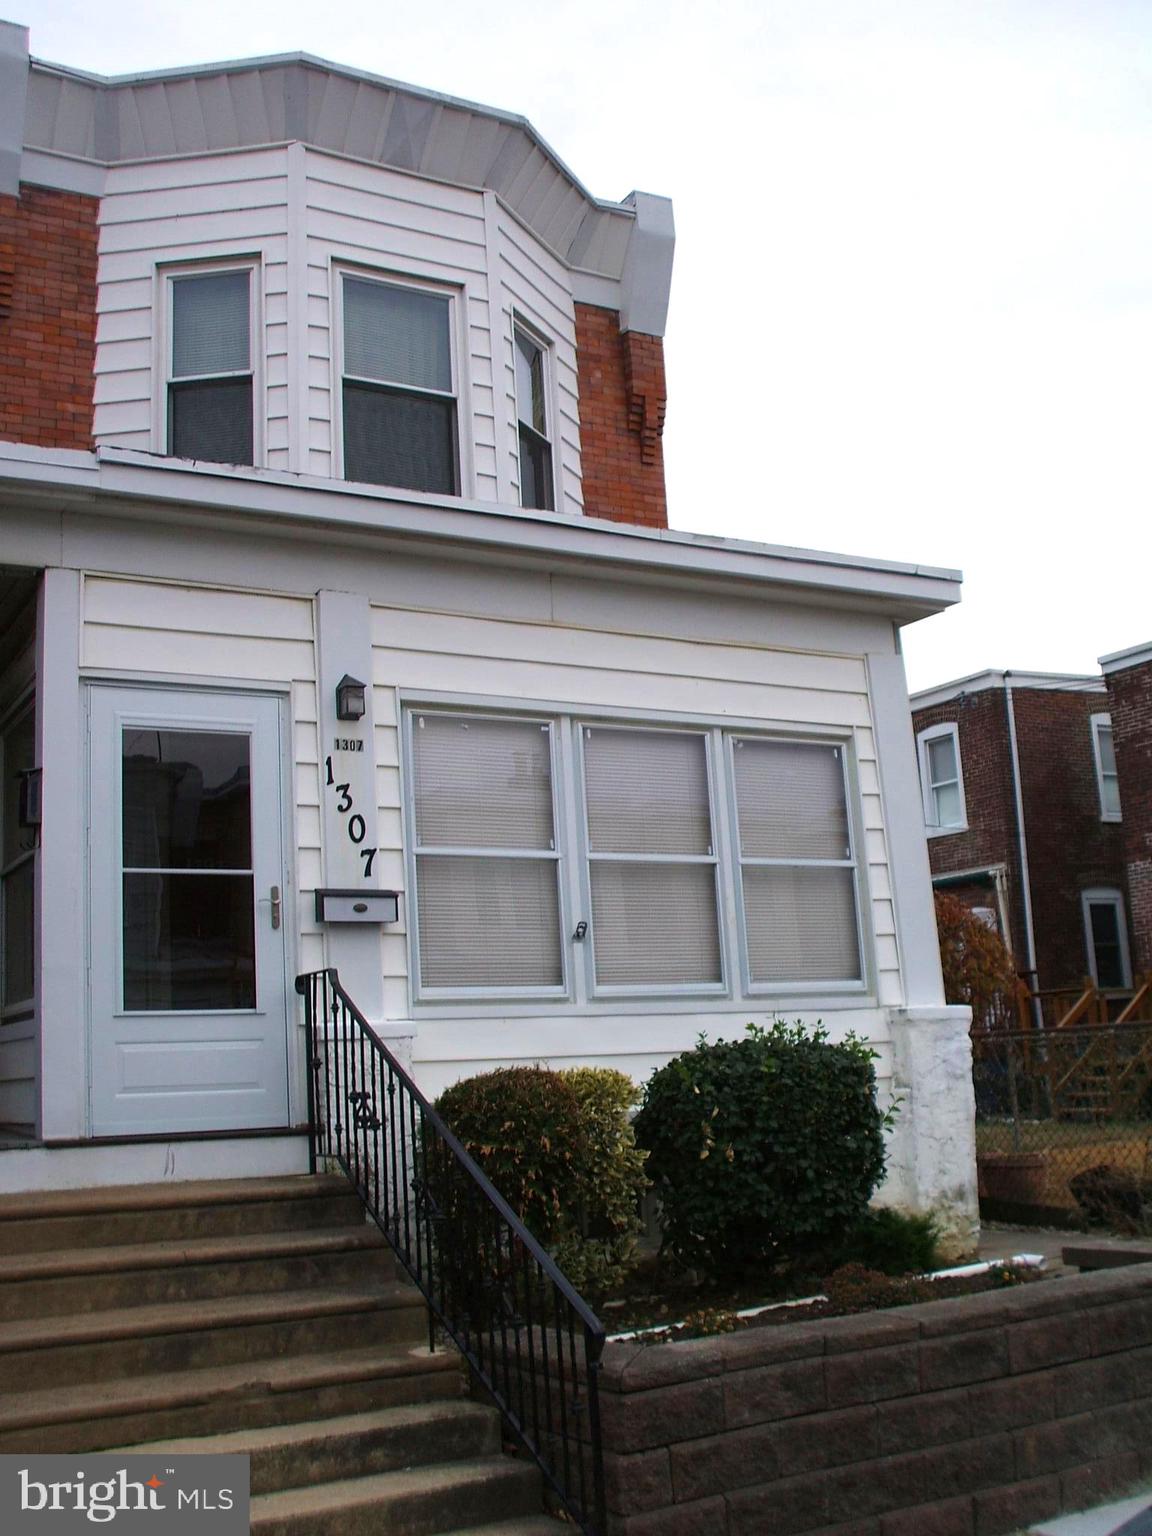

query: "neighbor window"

left=342, top=274, right=457, bottom=494
left=514, top=324, right=553, bottom=510
left=916, top=723, right=966, bottom=832
left=1091, top=714, right=1121, bottom=821
left=167, top=268, right=254, bottom=465
left=405, top=709, right=866, bottom=1001
left=1081, top=888, right=1131, bottom=990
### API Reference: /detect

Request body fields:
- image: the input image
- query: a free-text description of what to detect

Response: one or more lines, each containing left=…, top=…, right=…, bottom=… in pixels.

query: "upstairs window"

left=916, top=723, right=966, bottom=833
left=1091, top=713, right=1121, bottom=821
left=167, top=268, right=254, bottom=465
left=342, top=275, right=458, bottom=495
left=514, top=325, right=553, bottom=510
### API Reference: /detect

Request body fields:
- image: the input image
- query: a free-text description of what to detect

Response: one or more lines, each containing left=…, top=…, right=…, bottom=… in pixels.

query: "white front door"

left=88, top=686, right=290, bottom=1136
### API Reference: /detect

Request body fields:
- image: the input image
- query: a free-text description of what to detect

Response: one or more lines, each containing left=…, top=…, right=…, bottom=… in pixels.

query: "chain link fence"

left=972, top=1024, right=1152, bottom=1230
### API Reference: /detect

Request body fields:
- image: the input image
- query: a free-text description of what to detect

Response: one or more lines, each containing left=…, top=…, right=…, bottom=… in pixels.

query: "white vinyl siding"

left=92, top=148, right=584, bottom=509
left=1091, top=713, right=1121, bottom=822
left=916, top=722, right=966, bottom=833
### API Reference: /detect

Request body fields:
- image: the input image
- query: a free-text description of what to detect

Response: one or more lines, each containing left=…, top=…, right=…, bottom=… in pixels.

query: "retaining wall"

left=597, top=1262, right=1152, bottom=1535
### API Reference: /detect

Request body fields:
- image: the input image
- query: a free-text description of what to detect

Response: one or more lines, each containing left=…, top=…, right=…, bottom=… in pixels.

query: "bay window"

left=167, top=267, right=255, bottom=465
left=406, top=708, right=867, bottom=1003
left=342, top=274, right=458, bottom=494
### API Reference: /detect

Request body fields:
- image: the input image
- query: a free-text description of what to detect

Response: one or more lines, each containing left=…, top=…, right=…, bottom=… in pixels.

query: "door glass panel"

left=122, top=873, right=256, bottom=1011
left=122, top=730, right=251, bottom=870
left=1089, top=901, right=1125, bottom=989
left=121, top=729, right=256, bottom=1011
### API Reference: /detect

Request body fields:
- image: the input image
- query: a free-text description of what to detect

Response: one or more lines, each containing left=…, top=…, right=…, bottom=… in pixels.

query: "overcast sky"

left=19, top=0, right=1152, bottom=691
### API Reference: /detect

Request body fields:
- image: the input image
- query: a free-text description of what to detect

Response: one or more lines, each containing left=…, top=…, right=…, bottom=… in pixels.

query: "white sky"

left=18, top=0, right=1152, bottom=690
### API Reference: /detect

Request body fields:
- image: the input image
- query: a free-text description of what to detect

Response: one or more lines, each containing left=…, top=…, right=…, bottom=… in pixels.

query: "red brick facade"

left=0, top=184, right=98, bottom=450
left=912, top=686, right=1127, bottom=989
left=574, top=303, right=668, bottom=528
left=1105, top=656, right=1152, bottom=976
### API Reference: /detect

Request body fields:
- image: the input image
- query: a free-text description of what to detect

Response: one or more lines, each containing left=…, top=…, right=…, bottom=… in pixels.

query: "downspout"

left=1004, top=677, right=1040, bottom=1007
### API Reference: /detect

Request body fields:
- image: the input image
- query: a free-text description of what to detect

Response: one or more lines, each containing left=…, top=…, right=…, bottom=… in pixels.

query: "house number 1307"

left=324, top=755, right=381, bottom=878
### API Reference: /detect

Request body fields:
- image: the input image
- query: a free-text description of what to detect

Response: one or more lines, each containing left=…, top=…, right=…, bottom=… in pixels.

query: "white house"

left=0, top=22, right=977, bottom=1246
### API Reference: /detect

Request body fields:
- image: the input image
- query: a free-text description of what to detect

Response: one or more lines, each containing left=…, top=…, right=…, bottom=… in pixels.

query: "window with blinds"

left=731, top=738, right=861, bottom=986
left=342, top=275, right=458, bottom=494
left=410, top=713, right=563, bottom=992
left=404, top=709, right=867, bottom=1002
left=582, top=727, right=721, bottom=988
left=167, top=269, right=254, bottom=466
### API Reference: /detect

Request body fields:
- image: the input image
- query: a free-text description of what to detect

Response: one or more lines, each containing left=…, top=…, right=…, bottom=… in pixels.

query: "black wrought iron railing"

left=296, top=967, right=607, bottom=1534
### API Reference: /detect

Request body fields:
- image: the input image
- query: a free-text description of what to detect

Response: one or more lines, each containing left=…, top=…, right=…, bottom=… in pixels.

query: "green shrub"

left=434, top=1064, right=647, bottom=1297
left=828, top=1207, right=941, bottom=1276
left=634, top=1021, right=889, bottom=1276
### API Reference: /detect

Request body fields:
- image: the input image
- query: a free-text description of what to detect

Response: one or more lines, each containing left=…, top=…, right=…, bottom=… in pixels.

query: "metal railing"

left=296, top=968, right=607, bottom=1534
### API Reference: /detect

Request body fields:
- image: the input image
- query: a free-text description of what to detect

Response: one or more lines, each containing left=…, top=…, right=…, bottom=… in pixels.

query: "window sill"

left=925, top=823, right=969, bottom=839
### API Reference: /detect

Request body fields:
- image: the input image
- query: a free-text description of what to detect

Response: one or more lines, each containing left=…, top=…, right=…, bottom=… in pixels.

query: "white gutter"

left=0, top=443, right=963, bottom=620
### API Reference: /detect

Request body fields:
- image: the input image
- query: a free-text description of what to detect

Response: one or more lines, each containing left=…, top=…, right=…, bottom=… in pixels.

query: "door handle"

left=270, top=885, right=282, bottom=930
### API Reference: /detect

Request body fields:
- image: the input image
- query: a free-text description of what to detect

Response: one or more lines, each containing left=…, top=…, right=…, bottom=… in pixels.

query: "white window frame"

left=916, top=722, right=967, bottom=835
left=574, top=721, right=726, bottom=1000
left=0, top=694, right=36, bottom=1023
left=403, top=710, right=570, bottom=1004
left=1081, top=887, right=1132, bottom=990
left=726, top=734, right=866, bottom=997
left=512, top=315, right=555, bottom=512
left=158, top=258, right=262, bottom=465
left=1090, top=713, right=1122, bottom=823
left=401, top=703, right=871, bottom=1008
left=335, top=265, right=464, bottom=496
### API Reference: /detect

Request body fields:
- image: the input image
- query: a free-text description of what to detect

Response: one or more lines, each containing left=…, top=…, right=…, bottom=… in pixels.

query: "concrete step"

left=0, top=1175, right=363, bottom=1254
left=250, top=1457, right=542, bottom=1536
left=0, top=1224, right=396, bottom=1321
left=113, top=1401, right=501, bottom=1494
left=0, top=1342, right=464, bottom=1453
left=440, top=1524, right=568, bottom=1535
left=0, top=1284, right=428, bottom=1391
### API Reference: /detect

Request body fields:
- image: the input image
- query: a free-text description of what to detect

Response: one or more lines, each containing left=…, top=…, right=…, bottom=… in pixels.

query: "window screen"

left=342, top=277, right=457, bottom=492
left=515, top=326, right=553, bottom=511
left=731, top=737, right=861, bottom=985
left=582, top=728, right=721, bottom=987
left=168, top=270, right=253, bottom=466
left=411, top=715, right=562, bottom=992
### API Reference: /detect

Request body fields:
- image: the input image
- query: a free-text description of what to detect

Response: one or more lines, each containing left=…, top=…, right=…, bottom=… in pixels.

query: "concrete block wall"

left=0, top=184, right=98, bottom=449
left=597, top=1262, right=1152, bottom=1535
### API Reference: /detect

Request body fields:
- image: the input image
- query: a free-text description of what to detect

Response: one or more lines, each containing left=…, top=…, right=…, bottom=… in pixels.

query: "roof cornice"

left=0, top=442, right=961, bottom=622
left=911, top=668, right=1105, bottom=709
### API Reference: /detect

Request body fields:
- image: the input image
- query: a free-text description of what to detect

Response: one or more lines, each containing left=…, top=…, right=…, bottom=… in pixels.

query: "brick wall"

left=912, top=691, right=1026, bottom=968
left=1013, top=689, right=1127, bottom=991
left=1105, top=656, right=1152, bottom=975
left=574, top=304, right=668, bottom=528
left=912, top=687, right=1128, bottom=991
left=0, top=184, right=97, bottom=449
left=598, top=1262, right=1152, bottom=1536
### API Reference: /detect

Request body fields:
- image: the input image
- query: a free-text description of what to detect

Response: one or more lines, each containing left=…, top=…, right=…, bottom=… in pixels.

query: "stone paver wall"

left=597, top=1263, right=1152, bottom=1535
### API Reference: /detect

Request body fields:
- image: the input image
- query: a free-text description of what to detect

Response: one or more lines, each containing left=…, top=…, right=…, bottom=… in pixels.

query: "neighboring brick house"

left=1100, top=641, right=1152, bottom=980
left=910, top=664, right=1148, bottom=996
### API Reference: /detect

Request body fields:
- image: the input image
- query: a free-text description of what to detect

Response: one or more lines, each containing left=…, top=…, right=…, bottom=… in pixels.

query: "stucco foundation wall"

left=597, top=1262, right=1152, bottom=1535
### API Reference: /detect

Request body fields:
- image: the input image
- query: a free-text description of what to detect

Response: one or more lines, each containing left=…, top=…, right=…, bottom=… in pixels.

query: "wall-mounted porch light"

left=335, top=674, right=367, bottom=721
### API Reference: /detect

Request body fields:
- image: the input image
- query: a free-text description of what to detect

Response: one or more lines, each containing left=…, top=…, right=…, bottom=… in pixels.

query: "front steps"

left=0, top=1174, right=565, bottom=1535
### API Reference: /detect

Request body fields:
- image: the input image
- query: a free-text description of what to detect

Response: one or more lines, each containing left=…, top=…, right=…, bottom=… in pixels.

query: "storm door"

left=88, top=687, right=289, bottom=1135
